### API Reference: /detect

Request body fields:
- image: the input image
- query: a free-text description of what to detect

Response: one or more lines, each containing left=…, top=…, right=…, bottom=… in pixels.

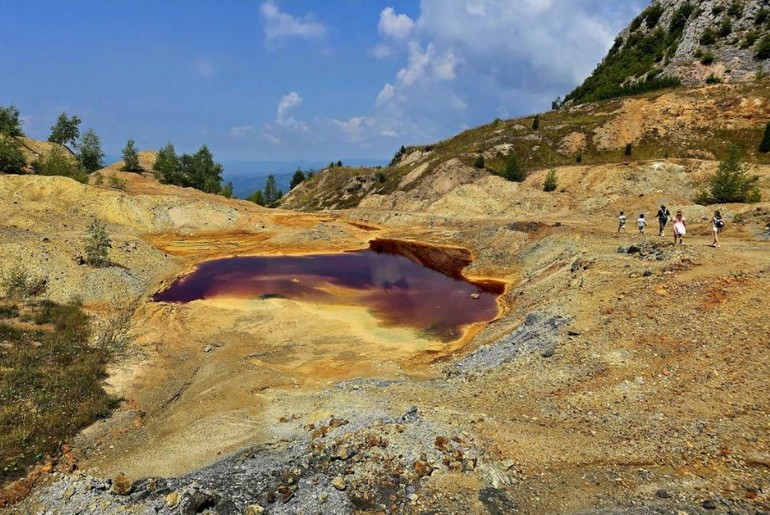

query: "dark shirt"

left=657, top=208, right=670, bottom=222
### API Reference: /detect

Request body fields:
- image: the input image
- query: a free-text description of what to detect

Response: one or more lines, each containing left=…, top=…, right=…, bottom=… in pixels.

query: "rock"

left=331, top=477, right=346, bottom=490
left=413, top=460, right=434, bottom=477
left=567, top=330, right=582, bottom=336
left=470, top=293, right=480, bottom=300
left=702, top=499, right=717, bottom=510
left=203, top=345, right=213, bottom=353
left=110, top=475, right=133, bottom=496
left=63, top=487, right=75, bottom=499
left=245, top=505, right=265, bottom=514
left=180, top=490, right=222, bottom=514
left=617, top=246, right=628, bottom=254
left=655, top=489, right=671, bottom=499
left=541, top=349, right=555, bottom=358
left=408, top=493, right=418, bottom=503
left=166, top=491, right=179, bottom=507
left=627, top=245, right=642, bottom=254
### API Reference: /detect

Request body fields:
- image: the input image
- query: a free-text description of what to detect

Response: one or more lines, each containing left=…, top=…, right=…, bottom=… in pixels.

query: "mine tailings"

left=153, top=238, right=506, bottom=342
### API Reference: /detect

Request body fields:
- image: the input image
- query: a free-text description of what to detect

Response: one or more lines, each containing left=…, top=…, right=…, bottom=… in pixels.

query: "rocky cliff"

left=566, top=0, right=770, bottom=105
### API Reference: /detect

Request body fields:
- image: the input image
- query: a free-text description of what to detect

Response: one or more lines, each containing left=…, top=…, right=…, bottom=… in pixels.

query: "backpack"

left=716, top=218, right=725, bottom=229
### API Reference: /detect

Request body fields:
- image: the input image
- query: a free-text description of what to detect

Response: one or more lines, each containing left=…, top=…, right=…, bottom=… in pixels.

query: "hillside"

left=566, top=0, right=770, bottom=105
left=283, top=81, right=770, bottom=212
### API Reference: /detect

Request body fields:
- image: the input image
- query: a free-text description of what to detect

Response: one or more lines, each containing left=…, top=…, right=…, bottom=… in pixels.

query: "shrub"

left=756, top=35, right=770, bottom=60
left=221, top=181, right=233, bottom=198
left=0, top=135, right=26, bottom=174
left=93, top=172, right=104, bottom=186
left=0, top=262, right=47, bottom=300
left=576, top=154, right=583, bottom=164
left=756, top=8, right=769, bottom=25
left=759, top=122, right=770, bottom=153
left=108, top=173, right=126, bottom=190
left=705, top=74, right=722, bottom=84
left=93, top=298, right=137, bottom=358
left=390, top=145, right=407, bottom=166
left=644, top=4, right=664, bottom=29
left=543, top=169, right=558, bottom=192
left=473, top=155, right=485, bottom=169
left=700, top=51, right=715, bottom=65
left=727, top=1, right=743, bottom=17
left=532, top=115, right=540, bottom=130
left=718, top=19, right=732, bottom=38
left=121, top=139, right=142, bottom=172
left=669, top=2, right=695, bottom=35
left=741, top=30, right=759, bottom=49
left=0, top=104, right=24, bottom=137
left=33, top=146, right=88, bottom=183
left=624, top=143, right=633, bottom=156
left=85, top=219, right=111, bottom=267
left=700, top=28, right=717, bottom=46
left=247, top=189, right=265, bottom=206
left=290, top=169, right=307, bottom=189
left=501, top=153, right=526, bottom=182
left=696, top=145, right=761, bottom=204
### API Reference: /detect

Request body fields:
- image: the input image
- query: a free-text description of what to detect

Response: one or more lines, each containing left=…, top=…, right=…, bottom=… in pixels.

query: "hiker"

left=657, top=204, right=671, bottom=236
left=617, top=211, right=627, bottom=235
left=711, top=210, right=724, bottom=248
left=672, top=209, right=686, bottom=244
left=637, top=213, right=647, bottom=235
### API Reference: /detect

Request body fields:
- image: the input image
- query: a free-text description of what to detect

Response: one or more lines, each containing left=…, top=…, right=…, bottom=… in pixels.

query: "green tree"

left=77, top=128, right=104, bottom=172
left=696, top=145, right=761, bottom=204
left=473, top=155, right=485, bottom=169
left=33, top=146, right=88, bottom=183
left=501, top=153, right=526, bottom=182
left=290, top=168, right=307, bottom=189
left=263, top=174, right=282, bottom=206
left=757, top=35, right=770, bottom=60
left=179, top=145, right=223, bottom=193
left=532, top=115, right=540, bottom=130
left=760, top=122, right=770, bottom=153
left=153, top=142, right=180, bottom=184
left=121, top=139, right=142, bottom=172
left=543, top=169, right=558, bottom=192
left=247, top=189, right=265, bottom=206
left=48, top=112, right=81, bottom=149
left=0, top=104, right=24, bottom=137
left=85, top=219, right=111, bottom=267
left=624, top=143, right=633, bottom=156
left=0, top=135, right=26, bottom=173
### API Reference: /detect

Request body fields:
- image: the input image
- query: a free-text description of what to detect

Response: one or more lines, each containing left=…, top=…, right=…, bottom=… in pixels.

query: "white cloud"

left=260, top=1, right=326, bottom=42
left=375, top=83, right=396, bottom=107
left=334, top=116, right=376, bottom=143
left=264, top=133, right=281, bottom=145
left=230, top=125, right=256, bottom=138
left=369, top=43, right=393, bottom=59
left=277, top=91, right=302, bottom=122
left=378, top=7, right=415, bottom=40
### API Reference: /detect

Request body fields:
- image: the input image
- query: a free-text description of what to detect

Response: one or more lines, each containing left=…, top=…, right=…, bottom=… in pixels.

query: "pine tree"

left=153, top=142, right=180, bottom=183
left=179, top=145, right=223, bottom=193
left=290, top=169, right=306, bottom=189
left=0, top=104, right=24, bottom=137
left=122, top=139, right=142, bottom=172
left=0, top=135, right=26, bottom=173
left=760, top=122, right=770, bottom=153
left=77, top=128, right=104, bottom=172
left=543, top=169, right=558, bottom=192
left=247, top=189, right=265, bottom=206
left=700, top=145, right=761, bottom=203
left=263, top=174, right=282, bottom=206
left=85, top=219, right=111, bottom=267
left=501, top=153, right=527, bottom=182
left=221, top=182, right=233, bottom=198
left=48, top=112, right=81, bottom=149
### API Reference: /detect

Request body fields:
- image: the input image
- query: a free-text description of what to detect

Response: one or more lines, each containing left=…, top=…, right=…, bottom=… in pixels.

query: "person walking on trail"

left=617, top=211, right=627, bottom=235
left=657, top=204, right=671, bottom=236
left=711, top=210, right=724, bottom=248
left=637, top=213, right=647, bottom=235
left=672, top=209, right=686, bottom=244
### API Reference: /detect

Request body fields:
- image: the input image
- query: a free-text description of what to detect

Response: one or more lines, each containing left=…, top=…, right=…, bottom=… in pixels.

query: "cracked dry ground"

left=5, top=206, right=768, bottom=514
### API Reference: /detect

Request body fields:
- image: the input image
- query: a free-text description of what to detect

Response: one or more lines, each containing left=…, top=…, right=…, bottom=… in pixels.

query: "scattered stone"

left=329, top=417, right=349, bottom=429
left=110, top=475, right=133, bottom=496
left=470, top=293, right=480, bottom=300
left=413, top=459, right=434, bottom=477
left=245, top=504, right=264, bottom=514
left=702, top=499, right=717, bottom=510
left=203, top=345, right=213, bottom=353
left=567, top=330, right=582, bottom=336
left=408, top=493, right=418, bottom=503
left=331, top=477, right=346, bottom=490
left=165, top=491, right=179, bottom=507
left=627, top=245, right=642, bottom=254
left=541, top=349, right=555, bottom=358
left=655, top=489, right=671, bottom=499
left=643, top=270, right=654, bottom=277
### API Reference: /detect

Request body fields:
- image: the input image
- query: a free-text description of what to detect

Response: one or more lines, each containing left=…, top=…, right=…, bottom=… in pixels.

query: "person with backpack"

left=672, top=209, right=686, bottom=244
left=711, top=210, right=724, bottom=248
left=657, top=204, right=671, bottom=236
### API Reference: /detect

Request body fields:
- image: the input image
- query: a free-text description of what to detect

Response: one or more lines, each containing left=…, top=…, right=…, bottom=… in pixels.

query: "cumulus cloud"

left=369, top=43, right=393, bottom=59
left=378, top=7, right=415, bottom=40
left=334, top=116, right=377, bottom=143
left=260, top=0, right=326, bottom=42
left=277, top=91, right=303, bottom=123
left=376, top=83, right=396, bottom=107
left=262, top=91, right=310, bottom=144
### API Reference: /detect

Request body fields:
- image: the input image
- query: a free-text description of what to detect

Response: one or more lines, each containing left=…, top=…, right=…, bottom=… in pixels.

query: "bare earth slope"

left=2, top=132, right=769, bottom=514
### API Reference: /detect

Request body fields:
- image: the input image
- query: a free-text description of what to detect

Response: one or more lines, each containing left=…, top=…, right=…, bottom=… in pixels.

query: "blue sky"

left=1, top=0, right=645, bottom=163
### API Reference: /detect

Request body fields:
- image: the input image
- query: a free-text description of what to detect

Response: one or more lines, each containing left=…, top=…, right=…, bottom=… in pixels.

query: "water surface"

left=153, top=249, right=502, bottom=341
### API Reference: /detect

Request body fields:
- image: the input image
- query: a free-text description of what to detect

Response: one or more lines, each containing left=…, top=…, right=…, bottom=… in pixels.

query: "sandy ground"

left=2, top=160, right=770, bottom=512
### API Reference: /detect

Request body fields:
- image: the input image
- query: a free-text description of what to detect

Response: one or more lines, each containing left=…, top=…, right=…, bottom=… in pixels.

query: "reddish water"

left=153, top=249, right=503, bottom=341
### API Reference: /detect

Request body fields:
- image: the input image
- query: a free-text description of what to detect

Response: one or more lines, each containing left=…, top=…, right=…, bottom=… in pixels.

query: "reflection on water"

left=153, top=249, right=502, bottom=341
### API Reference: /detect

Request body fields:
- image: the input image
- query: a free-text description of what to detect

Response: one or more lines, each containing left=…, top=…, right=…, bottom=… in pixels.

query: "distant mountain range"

left=221, top=158, right=388, bottom=199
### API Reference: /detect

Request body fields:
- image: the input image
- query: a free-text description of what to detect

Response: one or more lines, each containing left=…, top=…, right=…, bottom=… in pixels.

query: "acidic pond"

left=153, top=249, right=503, bottom=341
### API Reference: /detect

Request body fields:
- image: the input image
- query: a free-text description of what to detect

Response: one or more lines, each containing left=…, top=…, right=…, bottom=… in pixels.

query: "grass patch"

left=0, top=301, right=117, bottom=486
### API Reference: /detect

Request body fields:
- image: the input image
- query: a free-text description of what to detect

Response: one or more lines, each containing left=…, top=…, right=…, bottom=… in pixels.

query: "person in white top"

left=617, top=211, right=627, bottom=235
left=637, top=213, right=647, bottom=235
